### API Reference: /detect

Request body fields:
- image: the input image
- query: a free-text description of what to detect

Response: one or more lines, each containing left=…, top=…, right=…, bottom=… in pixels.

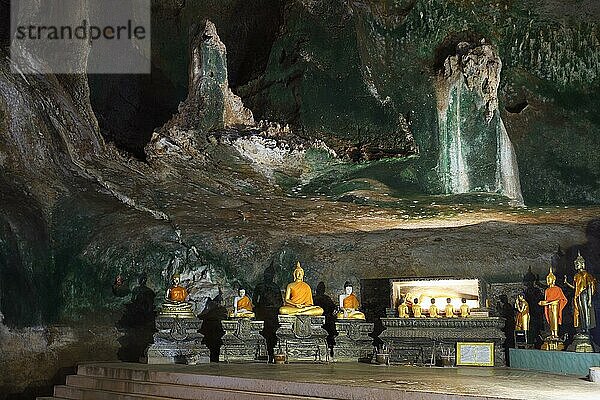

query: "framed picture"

left=456, top=342, right=494, bottom=366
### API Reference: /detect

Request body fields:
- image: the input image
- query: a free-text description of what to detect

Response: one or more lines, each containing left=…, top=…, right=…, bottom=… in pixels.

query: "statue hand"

left=564, top=275, right=568, bottom=284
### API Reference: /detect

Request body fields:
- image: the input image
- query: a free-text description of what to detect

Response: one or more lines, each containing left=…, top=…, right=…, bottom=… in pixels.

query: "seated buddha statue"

left=397, top=297, right=409, bottom=318
left=444, top=297, right=457, bottom=318
left=229, top=288, right=255, bottom=318
left=459, top=298, right=470, bottom=318
left=336, top=282, right=366, bottom=320
left=428, top=298, right=440, bottom=318
left=159, top=273, right=195, bottom=318
left=278, top=262, right=324, bottom=316
left=412, top=298, right=424, bottom=317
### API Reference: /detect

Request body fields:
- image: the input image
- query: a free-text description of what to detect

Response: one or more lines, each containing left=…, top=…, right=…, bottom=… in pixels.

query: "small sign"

left=456, top=342, right=494, bottom=366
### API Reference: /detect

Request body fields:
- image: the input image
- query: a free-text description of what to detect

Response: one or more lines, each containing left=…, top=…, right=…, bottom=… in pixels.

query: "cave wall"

left=88, top=0, right=600, bottom=204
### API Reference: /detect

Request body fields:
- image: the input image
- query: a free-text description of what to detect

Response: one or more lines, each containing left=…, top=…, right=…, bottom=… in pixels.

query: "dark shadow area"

left=198, top=291, right=227, bottom=362
left=313, top=281, right=337, bottom=354
left=522, top=267, right=545, bottom=348
left=505, top=100, right=529, bottom=114
left=433, top=30, right=486, bottom=71
left=360, top=278, right=388, bottom=347
left=253, top=262, right=282, bottom=362
left=116, top=273, right=156, bottom=362
left=496, top=293, right=515, bottom=359
left=0, top=0, right=9, bottom=47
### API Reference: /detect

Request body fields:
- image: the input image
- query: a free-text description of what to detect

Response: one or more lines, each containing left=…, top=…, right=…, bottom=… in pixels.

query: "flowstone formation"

left=1, top=1, right=600, bottom=398
left=436, top=42, right=523, bottom=205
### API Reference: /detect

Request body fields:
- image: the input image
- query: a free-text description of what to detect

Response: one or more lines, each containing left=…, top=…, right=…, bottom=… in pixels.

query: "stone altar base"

left=380, top=317, right=505, bottom=366
left=220, top=318, right=267, bottom=362
left=276, top=315, right=328, bottom=363
left=333, top=320, right=374, bottom=362
left=567, top=333, right=599, bottom=353
left=146, top=316, right=210, bottom=365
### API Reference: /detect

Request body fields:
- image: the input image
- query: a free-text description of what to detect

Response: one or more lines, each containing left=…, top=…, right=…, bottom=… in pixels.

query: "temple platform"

left=380, top=317, right=505, bottom=366
left=39, top=361, right=599, bottom=400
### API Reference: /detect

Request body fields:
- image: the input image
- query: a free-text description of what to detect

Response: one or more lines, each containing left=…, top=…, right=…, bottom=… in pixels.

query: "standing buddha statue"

left=278, top=262, right=324, bottom=316
left=514, top=294, right=530, bottom=332
left=538, top=267, right=567, bottom=339
left=564, top=252, right=597, bottom=333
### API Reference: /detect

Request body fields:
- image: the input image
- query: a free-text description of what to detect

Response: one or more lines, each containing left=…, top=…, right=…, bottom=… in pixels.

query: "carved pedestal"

left=380, top=317, right=505, bottom=366
left=146, top=317, right=210, bottom=364
left=220, top=319, right=267, bottom=362
left=333, top=320, right=374, bottom=362
left=276, top=315, right=328, bottom=363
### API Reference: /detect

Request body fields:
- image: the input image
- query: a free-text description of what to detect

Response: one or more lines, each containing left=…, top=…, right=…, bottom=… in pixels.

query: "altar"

left=220, top=319, right=267, bottom=363
left=380, top=278, right=505, bottom=366
left=276, top=315, right=329, bottom=363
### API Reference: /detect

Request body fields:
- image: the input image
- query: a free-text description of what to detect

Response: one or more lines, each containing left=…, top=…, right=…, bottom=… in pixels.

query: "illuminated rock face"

left=436, top=42, right=523, bottom=205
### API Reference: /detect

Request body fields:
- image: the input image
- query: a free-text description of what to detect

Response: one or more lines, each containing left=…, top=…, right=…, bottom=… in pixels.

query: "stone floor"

left=72, top=362, right=599, bottom=400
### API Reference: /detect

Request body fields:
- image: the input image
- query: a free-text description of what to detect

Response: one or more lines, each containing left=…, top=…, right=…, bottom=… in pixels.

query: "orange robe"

left=544, top=286, right=567, bottom=325
left=288, top=281, right=314, bottom=306
left=237, top=295, right=253, bottom=311
left=343, top=293, right=360, bottom=309
left=169, top=286, right=188, bottom=302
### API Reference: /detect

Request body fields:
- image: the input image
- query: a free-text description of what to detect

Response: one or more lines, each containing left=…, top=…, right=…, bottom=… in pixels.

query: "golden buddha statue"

left=459, top=298, right=470, bottom=317
left=539, top=267, right=567, bottom=338
left=278, top=262, right=324, bottom=316
left=412, top=298, right=423, bottom=317
left=514, top=294, right=530, bottom=331
left=428, top=298, right=440, bottom=318
left=444, top=297, right=457, bottom=318
left=564, top=252, right=597, bottom=333
left=159, top=274, right=195, bottom=318
left=397, top=297, right=409, bottom=318
left=336, top=282, right=366, bottom=320
left=229, top=288, right=255, bottom=318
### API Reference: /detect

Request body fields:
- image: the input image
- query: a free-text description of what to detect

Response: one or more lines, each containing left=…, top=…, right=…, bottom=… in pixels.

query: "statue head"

left=546, top=267, right=556, bottom=287
left=316, top=281, right=326, bottom=295
left=344, top=281, right=353, bottom=295
left=413, top=298, right=419, bottom=304
left=461, top=298, right=467, bottom=304
left=293, top=261, right=304, bottom=281
left=575, top=251, right=586, bottom=271
left=517, top=294, right=525, bottom=302
left=172, top=273, right=181, bottom=286
left=446, top=297, right=452, bottom=304
left=430, top=298, right=436, bottom=304
left=238, top=288, right=246, bottom=297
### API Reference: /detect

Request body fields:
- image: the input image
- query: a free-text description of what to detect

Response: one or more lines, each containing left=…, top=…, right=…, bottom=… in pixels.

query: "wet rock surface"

left=1, top=1, right=600, bottom=398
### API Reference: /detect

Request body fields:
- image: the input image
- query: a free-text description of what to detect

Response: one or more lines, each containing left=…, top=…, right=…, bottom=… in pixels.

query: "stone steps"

left=44, top=363, right=340, bottom=400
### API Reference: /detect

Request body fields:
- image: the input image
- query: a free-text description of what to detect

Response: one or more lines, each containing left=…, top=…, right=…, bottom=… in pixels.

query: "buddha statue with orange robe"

left=278, top=262, right=324, bottom=316
left=538, top=267, right=567, bottom=338
left=159, top=273, right=195, bottom=318
left=229, top=288, right=255, bottom=318
left=336, top=282, right=366, bottom=320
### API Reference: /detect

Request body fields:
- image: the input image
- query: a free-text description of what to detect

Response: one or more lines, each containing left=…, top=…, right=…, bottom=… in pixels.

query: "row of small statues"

left=397, top=297, right=471, bottom=318
left=158, top=262, right=366, bottom=320
left=157, top=252, right=597, bottom=341
left=514, top=252, right=597, bottom=350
